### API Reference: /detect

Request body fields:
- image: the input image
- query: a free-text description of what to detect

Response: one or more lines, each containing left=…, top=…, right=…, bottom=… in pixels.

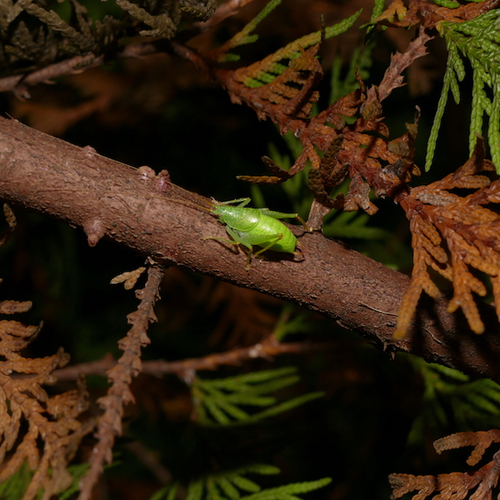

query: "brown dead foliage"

left=390, top=430, right=500, bottom=500
left=376, top=0, right=500, bottom=30
left=217, top=26, right=429, bottom=223
left=0, top=298, right=93, bottom=500
left=396, top=138, right=500, bottom=338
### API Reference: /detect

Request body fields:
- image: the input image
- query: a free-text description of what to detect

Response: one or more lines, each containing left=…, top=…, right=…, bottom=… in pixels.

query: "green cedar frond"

left=364, top=0, right=386, bottom=36
left=186, top=479, right=204, bottom=500
left=0, top=461, right=91, bottom=500
left=217, top=2, right=361, bottom=67
left=432, top=0, right=460, bottom=8
left=426, top=9, right=500, bottom=171
left=149, top=483, right=179, bottom=500
left=239, top=477, right=332, bottom=500
left=329, top=44, right=374, bottom=105
left=192, top=367, right=323, bottom=426
left=237, top=10, right=362, bottom=88
left=273, top=307, right=313, bottom=342
left=149, top=466, right=330, bottom=500
left=0, top=461, right=34, bottom=500
left=245, top=392, right=323, bottom=422
left=57, top=462, right=92, bottom=500
left=371, top=0, right=387, bottom=21
left=324, top=212, right=389, bottom=240
left=215, top=0, right=282, bottom=62
left=406, top=357, right=500, bottom=445
left=431, top=0, right=486, bottom=5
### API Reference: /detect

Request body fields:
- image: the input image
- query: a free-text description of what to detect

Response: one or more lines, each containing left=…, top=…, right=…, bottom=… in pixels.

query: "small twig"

left=52, top=354, right=116, bottom=380
left=0, top=43, right=159, bottom=96
left=53, top=338, right=343, bottom=382
left=0, top=54, right=104, bottom=97
left=126, top=440, right=173, bottom=485
left=168, top=40, right=212, bottom=74
left=147, top=337, right=343, bottom=377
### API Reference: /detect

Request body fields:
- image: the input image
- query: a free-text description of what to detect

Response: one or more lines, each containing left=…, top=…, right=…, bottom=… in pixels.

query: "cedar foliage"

left=390, top=430, right=500, bottom=500
left=2, top=0, right=500, bottom=499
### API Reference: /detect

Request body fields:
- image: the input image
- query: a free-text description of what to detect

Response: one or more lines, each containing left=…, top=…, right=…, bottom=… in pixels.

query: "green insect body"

left=207, top=198, right=301, bottom=269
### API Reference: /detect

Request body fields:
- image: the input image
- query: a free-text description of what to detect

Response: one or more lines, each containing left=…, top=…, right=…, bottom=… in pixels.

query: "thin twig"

left=0, top=43, right=159, bottom=96
left=53, top=338, right=344, bottom=382
left=126, top=441, right=173, bottom=485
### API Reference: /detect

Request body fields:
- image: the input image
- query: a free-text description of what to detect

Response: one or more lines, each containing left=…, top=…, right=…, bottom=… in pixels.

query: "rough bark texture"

left=1, top=117, right=500, bottom=381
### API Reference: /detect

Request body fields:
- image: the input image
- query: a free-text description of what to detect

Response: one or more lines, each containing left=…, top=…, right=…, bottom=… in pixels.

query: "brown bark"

left=1, top=116, right=500, bottom=381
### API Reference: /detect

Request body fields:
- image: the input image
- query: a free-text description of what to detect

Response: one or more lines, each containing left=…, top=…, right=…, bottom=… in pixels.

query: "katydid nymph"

left=180, top=197, right=307, bottom=270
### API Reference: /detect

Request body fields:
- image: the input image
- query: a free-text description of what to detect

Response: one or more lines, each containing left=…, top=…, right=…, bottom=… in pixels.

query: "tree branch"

left=1, top=117, right=500, bottom=382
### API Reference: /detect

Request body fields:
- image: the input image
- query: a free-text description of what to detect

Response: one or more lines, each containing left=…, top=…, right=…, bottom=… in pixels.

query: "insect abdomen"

left=235, top=216, right=297, bottom=253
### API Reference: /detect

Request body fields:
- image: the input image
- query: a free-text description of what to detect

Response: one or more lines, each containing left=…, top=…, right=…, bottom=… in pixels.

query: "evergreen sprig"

left=215, top=0, right=282, bottom=63
left=237, top=9, right=362, bottom=88
left=407, top=357, right=500, bottom=446
left=329, top=44, right=374, bottom=105
left=425, top=9, right=500, bottom=171
left=322, top=209, right=389, bottom=240
left=149, top=465, right=331, bottom=500
left=192, top=367, right=323, bottom=426
left=0, top=461, right=91, bottom=500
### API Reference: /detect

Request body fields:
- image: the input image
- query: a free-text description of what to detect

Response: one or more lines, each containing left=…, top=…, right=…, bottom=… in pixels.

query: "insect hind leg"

left=253, top=234, right=283, bottom=258
left=220, top=226, right=257, bottom=270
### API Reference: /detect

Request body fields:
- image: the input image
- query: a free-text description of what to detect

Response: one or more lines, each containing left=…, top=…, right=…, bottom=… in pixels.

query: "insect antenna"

left=167, top=193, right=215, bottom=215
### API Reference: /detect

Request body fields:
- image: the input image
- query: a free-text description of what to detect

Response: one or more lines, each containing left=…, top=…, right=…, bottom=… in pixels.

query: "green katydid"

left=177, top=196, right=307, bottom=270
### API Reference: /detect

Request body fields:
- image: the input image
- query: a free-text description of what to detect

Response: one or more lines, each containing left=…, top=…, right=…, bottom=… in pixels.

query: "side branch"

left=78, top=262, right=165, bottom=500
left=0, top=117, right=500, bottom=382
